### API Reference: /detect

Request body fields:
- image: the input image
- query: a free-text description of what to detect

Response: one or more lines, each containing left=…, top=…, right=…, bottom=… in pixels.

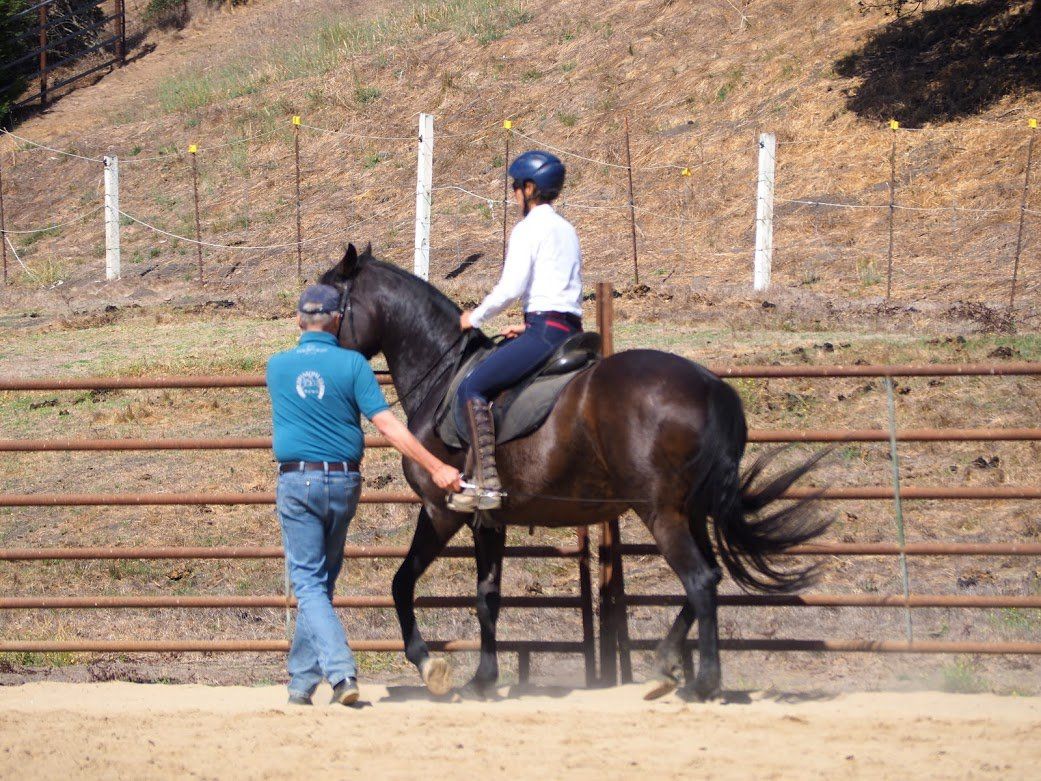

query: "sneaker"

left=330, top=677, right=359, bottom=706
left=287, top=691, right=312, bottom=706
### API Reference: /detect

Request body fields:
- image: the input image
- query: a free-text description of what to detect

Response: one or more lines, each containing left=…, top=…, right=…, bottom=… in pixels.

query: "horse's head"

left=319, top=242, right=382, bottom=358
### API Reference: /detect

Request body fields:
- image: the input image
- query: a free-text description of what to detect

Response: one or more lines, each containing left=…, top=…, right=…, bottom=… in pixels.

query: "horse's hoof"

left=692, top=683, right=722, bottom=702
left=643, top=675, right=679, bottom=701
left=420, top=656, right=452, bottom=696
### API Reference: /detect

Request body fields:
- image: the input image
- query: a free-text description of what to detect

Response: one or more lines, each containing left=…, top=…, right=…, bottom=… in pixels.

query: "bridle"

left=335, top=276, right=357, bottom=347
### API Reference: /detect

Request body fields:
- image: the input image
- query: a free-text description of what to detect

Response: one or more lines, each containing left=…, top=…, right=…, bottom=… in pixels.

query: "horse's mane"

left=320, top=249, right=490, bottom=355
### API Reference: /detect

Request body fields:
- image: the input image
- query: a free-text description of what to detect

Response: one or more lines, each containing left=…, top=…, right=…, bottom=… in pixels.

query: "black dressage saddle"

left=435, top=332, right=602, bottom=448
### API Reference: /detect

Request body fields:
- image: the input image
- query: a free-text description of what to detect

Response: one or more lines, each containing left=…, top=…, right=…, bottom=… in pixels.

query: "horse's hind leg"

left=392, top=506, right=463, bottom=695
left=640, top=508, right=723, bottom=701
left=469, top=523, right=506, bottom=696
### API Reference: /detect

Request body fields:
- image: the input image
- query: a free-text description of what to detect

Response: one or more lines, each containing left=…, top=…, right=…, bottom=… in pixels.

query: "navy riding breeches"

left=457, top=312, right=582, bottom=407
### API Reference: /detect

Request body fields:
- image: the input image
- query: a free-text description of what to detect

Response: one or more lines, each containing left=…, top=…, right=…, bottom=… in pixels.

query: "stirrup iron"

left=447, top=480, right=506, bottom=513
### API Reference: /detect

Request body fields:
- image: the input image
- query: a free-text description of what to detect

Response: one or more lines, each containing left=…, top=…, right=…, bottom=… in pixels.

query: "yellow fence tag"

left=1031, top=119, right=1038, bottom=129
left=188, top=144, right=198, bottom=154
left=292, top=116, right=301, bottom=126
left=681, top=167, right=691, bottom=177
left=889, top=120, right=899, bottom=130
left=503, top=120, right=513, bottom=130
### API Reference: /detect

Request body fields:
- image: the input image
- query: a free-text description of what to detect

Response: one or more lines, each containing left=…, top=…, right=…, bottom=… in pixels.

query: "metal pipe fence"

left=2, top=290, right=1041, bottom=686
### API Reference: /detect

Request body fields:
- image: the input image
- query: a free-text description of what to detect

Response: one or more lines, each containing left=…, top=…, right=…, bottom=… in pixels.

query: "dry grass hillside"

left=0, top=0, right=1038, bottom=324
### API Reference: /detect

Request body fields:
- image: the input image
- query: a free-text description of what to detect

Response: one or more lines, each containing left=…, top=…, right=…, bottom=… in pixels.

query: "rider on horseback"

left=450, top=150, right=583, bottom=512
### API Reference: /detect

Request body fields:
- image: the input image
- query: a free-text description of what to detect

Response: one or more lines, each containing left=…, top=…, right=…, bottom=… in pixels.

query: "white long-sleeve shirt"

left=470, top=204, right=583, bottom=328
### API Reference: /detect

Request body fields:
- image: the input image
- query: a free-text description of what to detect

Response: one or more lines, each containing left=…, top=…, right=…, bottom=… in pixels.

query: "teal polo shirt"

left=266, top=331, right=390, bottom=463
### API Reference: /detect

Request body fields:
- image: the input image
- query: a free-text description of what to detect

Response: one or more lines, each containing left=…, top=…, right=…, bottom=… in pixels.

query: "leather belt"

left=278, top=461, right=360, bottom=474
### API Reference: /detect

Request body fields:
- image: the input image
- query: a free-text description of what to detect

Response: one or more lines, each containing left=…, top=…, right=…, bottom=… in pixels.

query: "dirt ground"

left=0, top=681, right=1039, bottom=780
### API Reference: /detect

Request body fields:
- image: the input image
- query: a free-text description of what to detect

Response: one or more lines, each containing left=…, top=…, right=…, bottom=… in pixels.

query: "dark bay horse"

left=321, top=244, right=828, bottom=699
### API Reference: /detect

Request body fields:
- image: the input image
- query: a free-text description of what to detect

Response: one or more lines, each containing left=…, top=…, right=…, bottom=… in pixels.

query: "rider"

left=450, top=150, right=583, bottom=512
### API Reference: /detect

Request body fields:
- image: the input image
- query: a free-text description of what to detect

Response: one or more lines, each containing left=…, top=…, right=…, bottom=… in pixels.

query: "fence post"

left=754, top=132, right=776, bottom=293
left=115, top=0, right=126, bottom=66
left=884, top=378, right=913, bottom=643
left=0, top=154, right=7, bottom=285
left=623, top=116, right=640, bottom=286
left=1009, top=118, right=1037, bottom=316
left=414, top=113, right=434, bottom=280
left=38, top=3, right=48, bottom=108
left=595, top=282, right=632, bottom=685
left=189, top=144, right=203, bottom=283
left=103, top=156, right=120, bottom=281
left=502, top=120, right=512, bottom=264
left=885, top=120, right=899, bottom=301
left=293, top=116, right=303, bottom=279
left=576, top=526, right=597, bottom=687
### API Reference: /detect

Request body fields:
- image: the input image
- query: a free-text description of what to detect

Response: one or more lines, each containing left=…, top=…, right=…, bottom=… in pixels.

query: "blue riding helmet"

left=508, top=150, right=566, bottom=198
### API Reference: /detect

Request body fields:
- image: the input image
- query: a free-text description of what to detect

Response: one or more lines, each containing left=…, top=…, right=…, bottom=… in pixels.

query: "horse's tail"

left=689, top=380, right=831, bottom=593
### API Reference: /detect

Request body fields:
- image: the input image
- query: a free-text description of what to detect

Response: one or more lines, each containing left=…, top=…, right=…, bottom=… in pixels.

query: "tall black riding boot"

left=447, top=398, right=504, bottom=512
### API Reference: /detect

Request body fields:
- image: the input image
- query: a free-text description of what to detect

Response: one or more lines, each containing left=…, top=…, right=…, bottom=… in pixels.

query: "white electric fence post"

left=753, top=132, right=776, bottom=293
left=103, top=155, right=121, bottom=281
left=414, top=113, right=434, bottom=280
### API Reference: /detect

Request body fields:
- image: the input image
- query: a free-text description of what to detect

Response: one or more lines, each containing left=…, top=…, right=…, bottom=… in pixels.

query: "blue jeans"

left=457, top=312, right=581, bottom=407
left=276, top=468, right=361, bottom=697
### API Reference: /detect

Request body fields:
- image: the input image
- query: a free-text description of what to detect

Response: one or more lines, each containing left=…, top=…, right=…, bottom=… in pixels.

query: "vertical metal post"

left=885, top=121, right=898, bottom=301
left=38, top=3, right=48, bottom=108
left=0, top=155, right=7, bottom=285
left=293, top=117, right=303, bottom=279
left=754, top=132, right=776, bottom=292
left=414, top=113, right=434, bottom=280
left=1009, top=120, right=1036, bottom=315
left=576, top=526, right=597, bottom=687
left=115, top=0, right=126, bottom=65
left=885, top=378, right=913, bottom=644
left=189, top=145, right=203, bottom=283
left=103, top=156, right=120, bottom=281
left=623, top=116, right=639, bottom=286
left=502, top=121, right=511, bottom=264
left=596, top=282, right=632, bottom=684
left=596, top=283, right=617, bottom=686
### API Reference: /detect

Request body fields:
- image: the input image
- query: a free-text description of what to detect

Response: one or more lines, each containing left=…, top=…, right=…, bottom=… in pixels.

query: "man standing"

left=267, top=284, right=460, bottom=706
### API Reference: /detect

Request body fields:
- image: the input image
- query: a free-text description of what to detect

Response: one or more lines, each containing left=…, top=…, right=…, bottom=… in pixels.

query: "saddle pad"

left=436, top=362, right=591, bottom=449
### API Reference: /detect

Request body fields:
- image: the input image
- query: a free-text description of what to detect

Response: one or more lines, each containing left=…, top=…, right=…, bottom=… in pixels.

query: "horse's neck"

left=381, top=315, right=461, bottom=421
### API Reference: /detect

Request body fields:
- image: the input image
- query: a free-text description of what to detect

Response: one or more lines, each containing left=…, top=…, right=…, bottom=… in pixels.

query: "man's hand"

left=460, top=311, right=474, bottom=330
left=431, top=463, right=462, bottom=492
left=500, top=323, right=526, bottom=339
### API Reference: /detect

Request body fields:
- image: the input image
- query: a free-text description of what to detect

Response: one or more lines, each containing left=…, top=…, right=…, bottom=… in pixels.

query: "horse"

left=321, top=243, right=829, bottom=700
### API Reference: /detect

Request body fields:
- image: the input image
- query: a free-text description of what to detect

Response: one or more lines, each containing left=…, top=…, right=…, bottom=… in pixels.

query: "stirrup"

left=447, top=480, right=505, bottom=512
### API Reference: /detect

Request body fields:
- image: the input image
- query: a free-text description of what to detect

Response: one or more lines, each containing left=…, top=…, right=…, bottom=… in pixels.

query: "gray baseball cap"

left=297, top=284, right=341, bottom=314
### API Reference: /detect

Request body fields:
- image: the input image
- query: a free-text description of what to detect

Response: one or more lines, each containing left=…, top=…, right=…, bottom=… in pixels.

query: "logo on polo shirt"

left=295, top=370, right=326, bottom=399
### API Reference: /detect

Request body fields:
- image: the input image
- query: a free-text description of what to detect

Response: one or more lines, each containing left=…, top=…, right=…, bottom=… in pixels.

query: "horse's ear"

left=337, top=243, right=360, bottom=279
left=362, top=242, right=373, bottom=258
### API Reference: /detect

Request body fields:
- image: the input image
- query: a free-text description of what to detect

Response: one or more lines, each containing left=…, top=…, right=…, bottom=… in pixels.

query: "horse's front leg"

left=469, top=522, right=506, bottom=696
left=391, top=505, right=463, bottom=695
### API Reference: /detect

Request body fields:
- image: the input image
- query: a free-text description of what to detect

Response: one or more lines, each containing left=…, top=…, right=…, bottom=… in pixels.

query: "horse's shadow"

left=378, top=684, right=837, bottom=705
left=380, top=683, right=576, bottom=703
left=834, top=0, right=1041, bottom=126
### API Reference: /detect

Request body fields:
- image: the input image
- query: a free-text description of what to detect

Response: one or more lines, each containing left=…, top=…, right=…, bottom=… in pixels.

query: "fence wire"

left=0, top=117, right=1037, bottom=310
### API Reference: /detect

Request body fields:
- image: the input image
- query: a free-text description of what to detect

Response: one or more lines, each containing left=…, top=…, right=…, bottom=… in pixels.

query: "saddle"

left=435, top=332, right=602, bottom=449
